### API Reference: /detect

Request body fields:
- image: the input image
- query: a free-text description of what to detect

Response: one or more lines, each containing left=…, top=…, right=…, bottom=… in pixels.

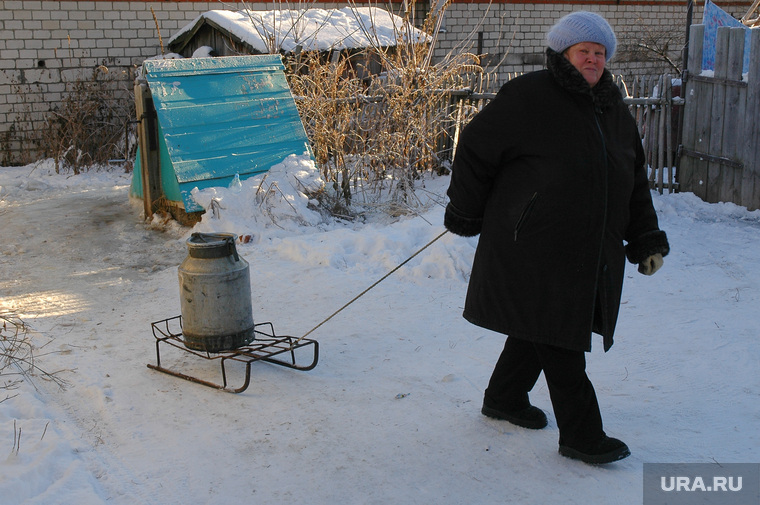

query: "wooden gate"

left=679, top=24, right=760, bottom=210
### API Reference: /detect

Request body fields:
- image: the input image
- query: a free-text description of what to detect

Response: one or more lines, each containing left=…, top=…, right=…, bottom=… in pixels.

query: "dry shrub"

left=627, top=16, right=683, bottom=74
left=1, top=313, right=69, bottom=402
left=286, top=2, right=484, bottom=217
left=0, top=315, right=26, bottom=401
left=43, top=65, right=136, bottom=174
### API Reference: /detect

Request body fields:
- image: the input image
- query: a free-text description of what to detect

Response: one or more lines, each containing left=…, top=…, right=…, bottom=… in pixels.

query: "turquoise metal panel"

left=130, top=150, right=142, bottom=199
left=142, top=55, right=313, bottom=212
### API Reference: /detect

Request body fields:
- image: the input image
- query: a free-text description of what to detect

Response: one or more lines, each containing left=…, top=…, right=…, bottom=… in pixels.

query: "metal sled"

left=147, top=316, right=319, bottom=393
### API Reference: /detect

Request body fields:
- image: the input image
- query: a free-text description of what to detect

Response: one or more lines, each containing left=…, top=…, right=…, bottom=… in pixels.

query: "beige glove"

left=638, top=253, right=664, bottom=276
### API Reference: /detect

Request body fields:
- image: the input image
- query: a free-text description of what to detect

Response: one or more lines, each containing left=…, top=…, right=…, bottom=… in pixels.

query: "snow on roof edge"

left=167, top=7, right=431, bottom=55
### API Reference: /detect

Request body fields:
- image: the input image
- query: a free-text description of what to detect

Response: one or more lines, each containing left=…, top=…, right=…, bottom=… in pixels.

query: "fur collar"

left=545, top=48, right=622, bottom=111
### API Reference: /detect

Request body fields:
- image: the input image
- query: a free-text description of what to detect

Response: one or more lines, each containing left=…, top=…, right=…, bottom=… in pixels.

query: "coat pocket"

left=514, top=192, right=539, bottom=242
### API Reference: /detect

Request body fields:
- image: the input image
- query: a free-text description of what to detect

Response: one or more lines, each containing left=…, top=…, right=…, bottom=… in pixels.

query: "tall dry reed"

left=284, top=1, right=485, bottom=217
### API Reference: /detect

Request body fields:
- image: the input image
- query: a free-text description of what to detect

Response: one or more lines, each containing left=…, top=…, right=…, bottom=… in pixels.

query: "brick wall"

left=0, top=1, right=213, bottom=165
left=433, top=3, right=688, bottom=78
left=0, top=0, right=746, bottom=166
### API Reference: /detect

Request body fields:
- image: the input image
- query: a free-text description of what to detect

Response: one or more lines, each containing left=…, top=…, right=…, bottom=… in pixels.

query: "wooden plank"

left=134, top=81, right=162, bottom=219
left=723, top=27, right=746, bottom=205
left=742, top=29, right=760, bottom=210
left=645, top=76, right=661, bottom=188
left=680, top=24, right=706, bottom=199
left=663, top=74, right=674, bottom=192
left=642, top=76, right=653, bottom=184
left=706, top=27, right=730, bottom=204
left=656, top=75, right=667, bottom=193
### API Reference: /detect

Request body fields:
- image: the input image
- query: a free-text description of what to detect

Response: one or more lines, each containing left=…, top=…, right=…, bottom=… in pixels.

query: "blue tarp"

left=131, top=55, right=312, bottom=213
left=702, top=0, right=753, bottom=73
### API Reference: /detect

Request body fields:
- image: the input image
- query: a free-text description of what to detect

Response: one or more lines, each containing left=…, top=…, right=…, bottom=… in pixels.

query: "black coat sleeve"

left=444, top=202, right=483, bottom=237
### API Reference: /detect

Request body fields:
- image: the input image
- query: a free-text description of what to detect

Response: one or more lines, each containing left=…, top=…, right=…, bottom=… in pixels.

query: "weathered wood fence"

left=622, top=75, right=682, bottom=195
left=437, top=72, right=682, bottom=195
left=680, top=24, right=760, bottom=210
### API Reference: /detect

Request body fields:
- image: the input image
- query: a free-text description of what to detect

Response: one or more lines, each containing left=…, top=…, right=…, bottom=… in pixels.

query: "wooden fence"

left=437, top=72, right=682, bottom=195
left=622, top=75, right=682, bottom=195
left=679, top=24, right=760, bottom=210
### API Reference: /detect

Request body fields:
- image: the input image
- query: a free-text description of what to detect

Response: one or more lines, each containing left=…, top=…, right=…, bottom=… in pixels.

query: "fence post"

left=656, top=75, right=667, bottom=193
left=705, top=26, right=731, bottom=204
left=664, top=73, right=673, bottom=192
left=723, top=27, right=746, bottom=204
left=742, top=29, right=760, bottom=210
left=679, top=24, right=706, bottom=200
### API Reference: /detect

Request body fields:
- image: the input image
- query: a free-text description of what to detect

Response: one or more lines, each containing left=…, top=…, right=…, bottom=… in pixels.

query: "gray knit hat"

left=546, top=11, right=617, bottom=61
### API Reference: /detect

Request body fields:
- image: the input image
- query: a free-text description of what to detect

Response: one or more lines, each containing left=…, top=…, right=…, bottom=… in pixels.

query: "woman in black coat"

left=444, top=11, right=669, bottom=464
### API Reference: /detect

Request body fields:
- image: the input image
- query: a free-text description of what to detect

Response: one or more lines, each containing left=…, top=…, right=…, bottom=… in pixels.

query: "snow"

left=168, top=7, right=431, bottom=55
left=1, top=158, right=759, bottom=504
left=190, top=46, right=216, bottom=59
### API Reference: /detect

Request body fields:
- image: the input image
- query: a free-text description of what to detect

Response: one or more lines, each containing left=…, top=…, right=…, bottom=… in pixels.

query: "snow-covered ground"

left=1, top=159, right=758, bottom=504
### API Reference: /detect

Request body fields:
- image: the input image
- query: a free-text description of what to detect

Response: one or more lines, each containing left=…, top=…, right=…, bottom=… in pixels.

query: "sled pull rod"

left=295, top=229, right=450, bottom=344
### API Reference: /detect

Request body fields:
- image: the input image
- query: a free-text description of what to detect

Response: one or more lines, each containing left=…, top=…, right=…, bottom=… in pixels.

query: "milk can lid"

left=186, top=233, right=239, bottom=260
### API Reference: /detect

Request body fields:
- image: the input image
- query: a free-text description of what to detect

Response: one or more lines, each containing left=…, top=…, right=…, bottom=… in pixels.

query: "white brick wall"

left=434, top=3, right=693, bottom=81
left=0, top=0, right=694, bottom=165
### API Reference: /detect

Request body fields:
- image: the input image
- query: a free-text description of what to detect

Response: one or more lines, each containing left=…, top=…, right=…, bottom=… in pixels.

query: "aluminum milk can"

left=178, top=232, right=255, bottom=352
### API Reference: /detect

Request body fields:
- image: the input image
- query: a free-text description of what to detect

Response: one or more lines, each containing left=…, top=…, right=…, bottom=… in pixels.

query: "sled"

left=146, top=316, right=319, bottom=393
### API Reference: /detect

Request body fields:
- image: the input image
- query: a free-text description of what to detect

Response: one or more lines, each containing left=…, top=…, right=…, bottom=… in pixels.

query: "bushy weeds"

left=43, top=65, right=136, bottom=174
left=286, top=2, right=485, bottom=217
left=1, top=313, right=68, bottom=401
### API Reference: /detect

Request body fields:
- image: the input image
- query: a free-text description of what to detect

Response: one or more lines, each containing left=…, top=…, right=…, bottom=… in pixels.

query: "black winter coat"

left=445, top=49, right=669, bottom=352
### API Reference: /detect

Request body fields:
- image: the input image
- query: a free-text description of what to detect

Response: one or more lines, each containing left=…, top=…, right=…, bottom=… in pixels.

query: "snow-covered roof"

left=167, top=7, right=431, bottom=55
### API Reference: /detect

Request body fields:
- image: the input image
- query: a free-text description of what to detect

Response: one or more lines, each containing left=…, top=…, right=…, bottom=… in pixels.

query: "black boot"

left=558, top=435, right=630, bottom=464
left=481, top=399, right=548, bottom=430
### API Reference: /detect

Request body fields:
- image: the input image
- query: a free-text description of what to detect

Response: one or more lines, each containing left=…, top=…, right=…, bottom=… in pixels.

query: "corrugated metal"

left=140, top=54, right=312, bottom=212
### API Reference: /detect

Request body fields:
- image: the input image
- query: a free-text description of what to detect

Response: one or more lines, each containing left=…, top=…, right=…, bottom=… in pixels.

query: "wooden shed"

left=166, top=7, right=430, bottom=79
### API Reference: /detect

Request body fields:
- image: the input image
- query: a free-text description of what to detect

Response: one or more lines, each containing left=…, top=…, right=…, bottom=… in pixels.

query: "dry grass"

left=285, top=1, right=485, bottom=217
left=42, top=65, right=136, bottom=175
left=1, top=313, right=69, bottom=403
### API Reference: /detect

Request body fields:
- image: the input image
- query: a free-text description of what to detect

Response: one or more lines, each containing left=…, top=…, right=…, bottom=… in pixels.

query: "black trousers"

left=484, top=335, right=605, bottom=447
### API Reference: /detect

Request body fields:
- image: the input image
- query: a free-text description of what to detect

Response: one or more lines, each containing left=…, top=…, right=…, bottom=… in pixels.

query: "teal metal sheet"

left=142, top=55, right=312, bottom=212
